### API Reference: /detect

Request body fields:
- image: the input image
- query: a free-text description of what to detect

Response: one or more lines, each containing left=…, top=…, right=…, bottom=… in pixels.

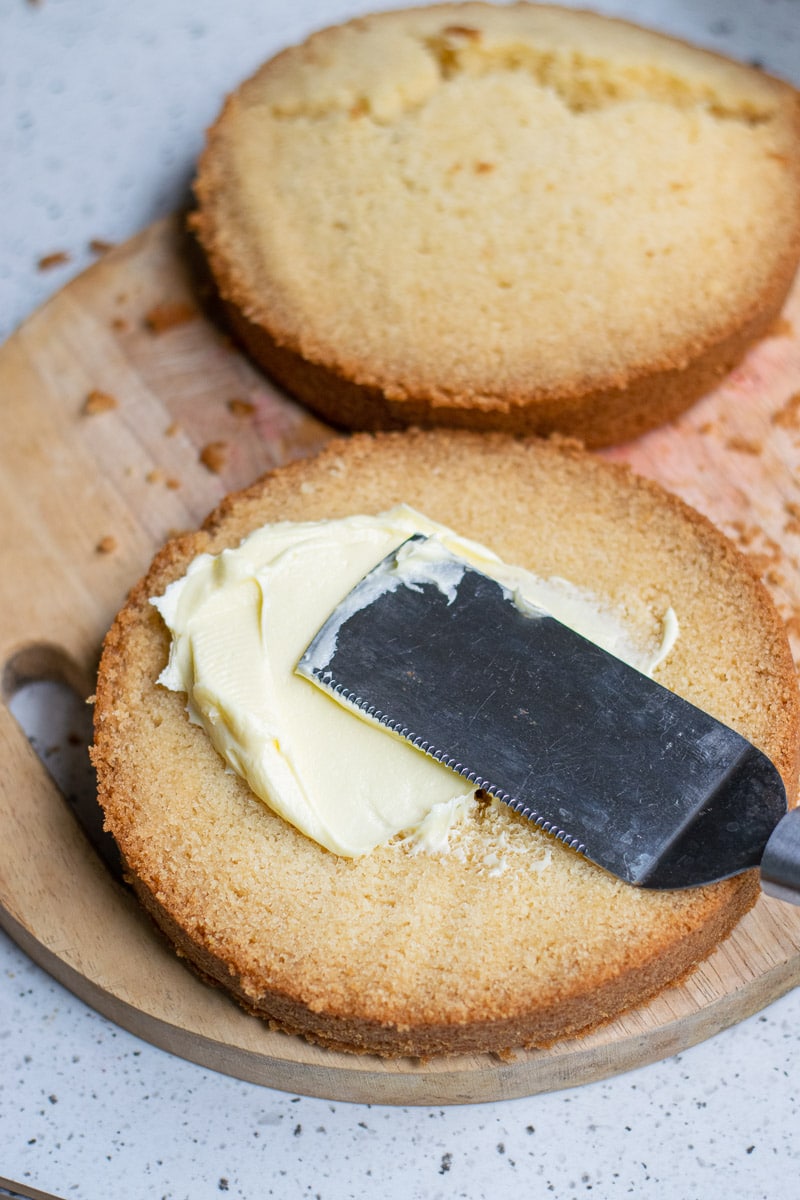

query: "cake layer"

left=192, top=3, right=800, bottom=446
left=92, top=431, right=800, bottom=1056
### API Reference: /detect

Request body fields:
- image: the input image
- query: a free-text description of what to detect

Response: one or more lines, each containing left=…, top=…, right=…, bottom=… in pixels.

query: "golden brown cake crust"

left=92, top=431, right=800, bottom=1056
left=191, top=3, right=800, bottom=448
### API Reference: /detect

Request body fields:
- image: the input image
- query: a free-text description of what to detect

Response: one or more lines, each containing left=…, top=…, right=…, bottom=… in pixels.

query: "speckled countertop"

left=2, top=2, right=800, bottom=1198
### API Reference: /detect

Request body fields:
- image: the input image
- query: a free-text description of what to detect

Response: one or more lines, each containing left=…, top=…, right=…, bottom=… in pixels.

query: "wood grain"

left=1, top=214, right=800, bottom=1105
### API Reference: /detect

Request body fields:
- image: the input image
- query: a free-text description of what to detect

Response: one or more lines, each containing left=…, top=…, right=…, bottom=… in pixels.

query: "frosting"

left=152, top=506, right=677, bottom=857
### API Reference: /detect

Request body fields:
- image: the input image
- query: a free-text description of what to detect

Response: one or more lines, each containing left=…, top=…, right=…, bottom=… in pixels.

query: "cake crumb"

left=144, top=301, right=197, bottom=333
left=165, top=421, right=182, bottom=437
left=228, top=397, right=256, bottom=417
left=725, top=435, right=762, bottom=455
left=782, top=501, right=800, bottom=537
left=89, top=238, right=115, bottom=255
left=83, top=389, right=118, bottom=415
left=146, top=468, right=165, bottom=485
left=769, top=316, right=793, bottom=338
left=772, top=392, right=800, bottom=429
left=37, top=250, right=70, bottom=271
left=166, top=476, right=181, bottom=490
left=200, top=441, right=228, bottom=473
left=96, top=535, right=118, bottom=554
left=110, top=316, right=129, bottom=332
left=728, top=520, right=761, bottom=548
left=747, top=552, right=775, bottom=575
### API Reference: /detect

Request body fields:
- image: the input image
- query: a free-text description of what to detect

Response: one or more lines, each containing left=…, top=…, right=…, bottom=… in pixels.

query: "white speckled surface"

left=2, top=1, right=800, bottom=1197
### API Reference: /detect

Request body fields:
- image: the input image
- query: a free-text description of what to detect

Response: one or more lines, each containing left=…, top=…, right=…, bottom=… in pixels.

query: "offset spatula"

left=297, top=536, right=800, bottom=902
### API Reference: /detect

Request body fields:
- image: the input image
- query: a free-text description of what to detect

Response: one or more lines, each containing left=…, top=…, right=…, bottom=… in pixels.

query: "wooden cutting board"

left=2, top=214, right=800, bottom=1106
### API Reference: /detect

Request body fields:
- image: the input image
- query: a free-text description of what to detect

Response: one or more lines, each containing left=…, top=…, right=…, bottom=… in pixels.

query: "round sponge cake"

left=91, top=431, right=800, bottom=1057
left=191, top=3, right=800, bottom=448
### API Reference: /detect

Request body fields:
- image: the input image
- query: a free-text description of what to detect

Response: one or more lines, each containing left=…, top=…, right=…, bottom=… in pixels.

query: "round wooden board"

left=2, top=215, right=800, bottom=1106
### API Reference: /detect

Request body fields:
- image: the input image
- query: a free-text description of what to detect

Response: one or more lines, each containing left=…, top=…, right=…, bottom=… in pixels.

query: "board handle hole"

left=4, top=642, right=121, bottom=877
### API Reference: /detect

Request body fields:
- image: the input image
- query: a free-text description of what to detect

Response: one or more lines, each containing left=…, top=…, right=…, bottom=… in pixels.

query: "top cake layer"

left=193, top=2, right=800, bottom=445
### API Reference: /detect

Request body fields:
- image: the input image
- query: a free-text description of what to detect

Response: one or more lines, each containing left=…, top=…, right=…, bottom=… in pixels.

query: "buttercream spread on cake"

left=152, top=506, right=678, bottom=856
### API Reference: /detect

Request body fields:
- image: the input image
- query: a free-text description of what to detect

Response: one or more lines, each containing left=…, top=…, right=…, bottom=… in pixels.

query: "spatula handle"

left=761, top=808, right=800, bottom=905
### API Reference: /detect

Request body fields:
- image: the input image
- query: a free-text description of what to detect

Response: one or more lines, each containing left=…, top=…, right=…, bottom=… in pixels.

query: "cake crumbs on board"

left=227, top=398, right=256, bottom=417
left=724, top=434, right=762, bottom=456
left=82, top=389, right=118, bottom=415
left=772, top=392, right=800, bottom=430
left=144, top=300, right=197, bottom=333
left=199, top=441, right=229, bottom=473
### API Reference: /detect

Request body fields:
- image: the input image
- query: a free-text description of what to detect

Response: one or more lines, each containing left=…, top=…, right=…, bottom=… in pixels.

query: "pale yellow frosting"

left=152, top=506, right=677, bottom=856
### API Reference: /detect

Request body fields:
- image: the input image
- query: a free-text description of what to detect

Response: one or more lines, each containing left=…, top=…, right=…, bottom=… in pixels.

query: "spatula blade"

left=297, top=536, right=787, bottom=888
